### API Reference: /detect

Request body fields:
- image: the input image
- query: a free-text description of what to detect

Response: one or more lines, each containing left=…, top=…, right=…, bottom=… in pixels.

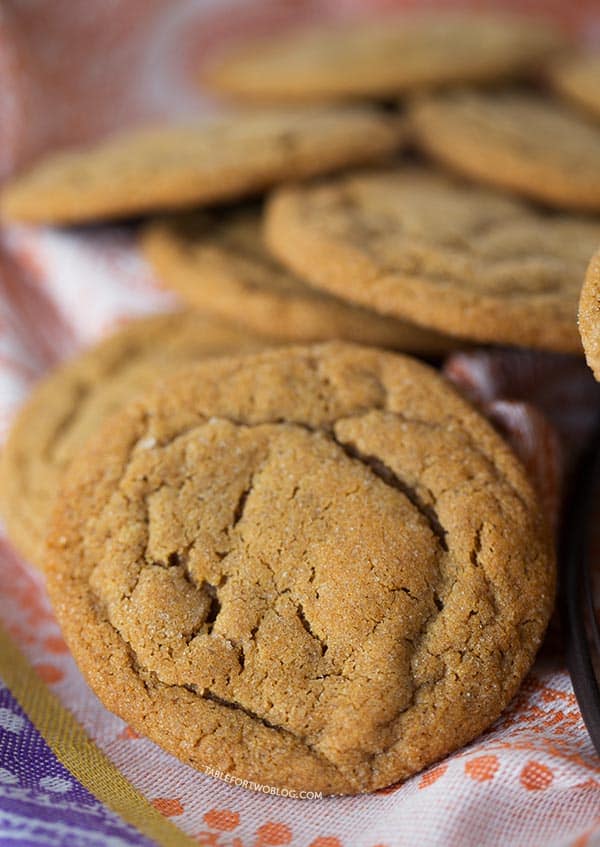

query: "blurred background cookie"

left=549, top=52, right=600, bottom=119
left=205, top=13, right=567, bottom=103
left=579, top=249, right=600, bottom=380
left=142, top=208, right=458, bottom=352
left=409, top=90, right=600, bottom=211
left=1, top=106, right=404, bottom=224
left=265, top=168, right=599, bottom=351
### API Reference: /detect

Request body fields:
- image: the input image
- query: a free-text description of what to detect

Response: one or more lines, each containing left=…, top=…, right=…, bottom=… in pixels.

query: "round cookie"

left=549, top=53, right=600, bottom=120
left=265, top=168, right=600, bottom=352
left=579, top=250, right=600, bottom=381
left=205, top=13, right=565, bottom=103
left=45, top=342, right=554, bottom=795
left=141, top=209, right=458, bottom=352
left=0, top=106, right=403, bottom=225
left=409, top=90, right=600, bottom=211
left=0, top=311, right=264, bottom=567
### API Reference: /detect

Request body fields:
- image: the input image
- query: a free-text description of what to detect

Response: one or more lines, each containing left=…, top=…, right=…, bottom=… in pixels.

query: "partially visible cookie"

left=265, top=168, right=600, bottom=351
left=0, top=106, right=403, bottom=225
left=205, top=13, right=566, bottom=103
left=409, top=90, right=600, bottom=211
left=45, top=342, right=554, bottom=795
left=0, top=311, right=264, bottom=567
left=579, top=250, right=600, bottom=381
left=549, top=54, right=600, bottom=120
left=141, top=209, right=457, bottom=352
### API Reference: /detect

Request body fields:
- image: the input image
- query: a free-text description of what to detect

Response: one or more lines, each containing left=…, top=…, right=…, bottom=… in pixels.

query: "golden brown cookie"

left=265, top=168, right=600, bottom=352
left=549, top=53, right=600, bottom=120
left=46, top=342, right=554, bottom=795
left=205, top=13, right=565, bottom=103
left=409, top=90, right=600, bottom=211
left=0, top=311, right=264, bottom=567
left=141, top=208, right=458, bottom=352
left=579, top=250, right=600, bottom=381
left=0, top=106, right=403, bottom=225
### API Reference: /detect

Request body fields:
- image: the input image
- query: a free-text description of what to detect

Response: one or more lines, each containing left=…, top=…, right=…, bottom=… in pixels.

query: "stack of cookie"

left=0, top=11, right=598, bottom=795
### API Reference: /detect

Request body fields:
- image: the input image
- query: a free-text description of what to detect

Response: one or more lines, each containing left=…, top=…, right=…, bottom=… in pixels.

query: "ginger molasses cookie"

left=46, top=342, right=554, bottom=795
left=206, top=13, right=565, bottom=103
left=141, top=209, right=457, bottom=352
left=549, top=54, right=600, bottom=120
left=265, top=168, right=600, bottom=351
left=410, top=90, right=600, bottom=211
left=579, top=250, right=600, bottom=381
left=1, top=106, right=403, bottom=225
left=0, top=311, right=263, bottom=567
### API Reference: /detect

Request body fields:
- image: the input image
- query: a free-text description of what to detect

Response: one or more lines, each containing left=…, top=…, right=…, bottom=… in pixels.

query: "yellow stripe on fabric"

left=0, top=624, right=197, bottom=847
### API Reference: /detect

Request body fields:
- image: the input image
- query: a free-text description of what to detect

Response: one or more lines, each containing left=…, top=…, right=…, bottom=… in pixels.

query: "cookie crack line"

left=355, top=602, right=448, bottom=772
left=124, top=412, right=455, bottom=555
left=135, top=406, right=521, bottom=511
left=232, top=473, right=254, bottom=529
left=331, top=435, right=449, bottom=552
left=296, top=603, right=328, bottom=656
left=469, top=522, right=500, bottom=616
left=126, top=644, right=351, bottom=779
left=195, top=689, right=357, bottom=782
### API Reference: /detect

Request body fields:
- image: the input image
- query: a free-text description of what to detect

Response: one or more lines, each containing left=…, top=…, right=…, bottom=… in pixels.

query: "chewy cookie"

left=142, top=209, right=457, bottom=352
left=206, top=13, right=565, bottom=102
left=579, top=250, right=600, bottom=381
left=0, top=311, right=263, bottom=567
left=0, top=106, right=403, bottom=225
left=46, top=342, right=554, bottom=795
left=549, top=54, right=600, bottom=120
left=410, top=90, right=600, bottom=211
left=265, top=169, right=599, bottom=352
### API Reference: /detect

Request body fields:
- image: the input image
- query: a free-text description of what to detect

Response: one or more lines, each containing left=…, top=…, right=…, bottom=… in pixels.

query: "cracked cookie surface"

left=46, top=342, right=554, bottom=795
left=205, top=13, right=565, bottom=102
left=410, top=90, right=600, bottom=211
left=0, top=311, right=263, bottom=567
left=141, top=208, right=457, bottom=351
left=265, top=168, right=600, bottom=352
left=579, top=250, right=600, bottom=381
left=1, top=106, right=403, bottom=225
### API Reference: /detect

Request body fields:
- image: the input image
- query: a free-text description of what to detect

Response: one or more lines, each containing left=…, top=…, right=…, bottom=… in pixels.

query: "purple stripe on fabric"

left=0, top=680, right=157, bottom=847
